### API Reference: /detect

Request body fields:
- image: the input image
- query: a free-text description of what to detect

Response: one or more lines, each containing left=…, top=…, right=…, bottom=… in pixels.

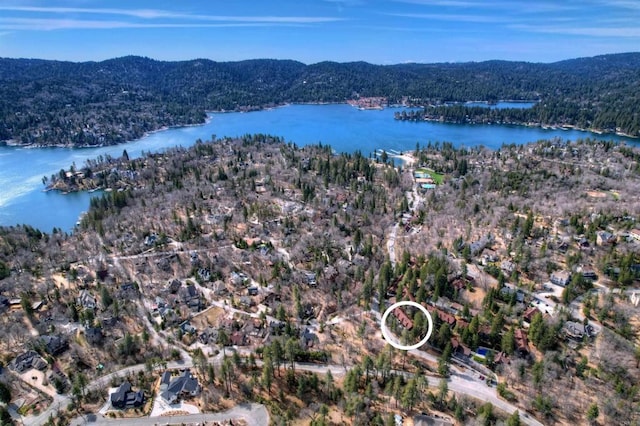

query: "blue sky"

left=0, top=0, right=638, bottom=64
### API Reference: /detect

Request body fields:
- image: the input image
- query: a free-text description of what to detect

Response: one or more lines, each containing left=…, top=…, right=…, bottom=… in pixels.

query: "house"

left=577, top=237, right=590, bottom=250
left=110, top=381, right=144, bottom=409
left=494, top=351, right=508, bottom=365
left=523, top=306, right=540, bottom=324
left=550, top=270, right=571, bottom=287
left=450, top=337, right=471, bottom=358
left=180, top=321, right=196, bottom=335
left=247, top=286, right=259, bottom=296
left=77, top=290, right=96, bottom=310
left=563, top=321, right=585, bottom=340
left=230, top=331, right=247, bottom=346
left=230, top=272, right=246, bottom=286
left=39, top=335, right=68, bottom=355
left=555, top=240, right=569, bottom=253
left=424, top=304, right=457, bottom=327
left=578, top=266, right=597, bottom=281
left=269, top=320, right=285, bottom=334
left=469, top=235, right=492, bottom=256
left=301, top=328, right=318, bottom=348
left=197, top=268, right=211, bottom=282
left=160, top=370, right=201, bottom=404
left=178, top=284, right=201, bottom=311
left=500, top=286, right=525, bottom=303
left=304, top=272, right=317, bottom=287
left=160, top=371, right=172, bottom=392
left=239, top=296, right=253, bottom=308
left=144, top=234, right=157, bottom=246
left=629, top=228, right=640, bottom=242
left=118, top=282, right=138, bottom=297
left=102, top=316, right=117, bottom=327
left=167, top=279, right=182, bottom=294
left=10, top=351, right=47, bottom=372
left=85, top=326, right=103, bottom=345
left=481, top=248, right=498, bottom=265
left=596, top=231, right=616, bottom=246
left=514, top=329, right=529, bottom=356
left=500, top=260, right=516, bottom=275
left=393, top=307, right=413, bottom=330
left=211, top=280, right=229, bottom=296
left=198, top=327, right=219, bottom=344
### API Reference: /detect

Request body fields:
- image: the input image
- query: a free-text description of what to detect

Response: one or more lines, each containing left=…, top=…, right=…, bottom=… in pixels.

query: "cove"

left=0, top=103, right=637, bottom=233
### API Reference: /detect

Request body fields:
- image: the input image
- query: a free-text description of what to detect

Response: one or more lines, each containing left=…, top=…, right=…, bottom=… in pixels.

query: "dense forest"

left=1, top=52, right=639, bottom=146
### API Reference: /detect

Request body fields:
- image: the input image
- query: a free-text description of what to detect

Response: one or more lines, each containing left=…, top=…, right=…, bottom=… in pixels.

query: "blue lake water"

left=0, top=103, right=637, bottom=232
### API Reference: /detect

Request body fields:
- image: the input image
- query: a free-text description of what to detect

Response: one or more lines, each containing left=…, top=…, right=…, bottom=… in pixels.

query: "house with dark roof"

left=160, top=370, right=201, bottom=404
left=167, top=279, right=182, bottom=294
left=301, top=328, right=318, bottom=348
left=596, top=231, right=616, bottom=246
left=10, top=350, right=47, bottom=372
left=198, top=327, right=219, bottom=345
left=178, top=283, right=201, bottom=311
left=77, top=290, right=96, bottom=310
left=85, top=326, right=103, bottom=345
left=38, top=335, right=68, bottom=355
left=110, top=381, right=144, bottom=409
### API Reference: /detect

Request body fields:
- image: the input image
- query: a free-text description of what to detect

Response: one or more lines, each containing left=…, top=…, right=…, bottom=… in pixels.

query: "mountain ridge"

left=1, top=52, right=639, bottom=146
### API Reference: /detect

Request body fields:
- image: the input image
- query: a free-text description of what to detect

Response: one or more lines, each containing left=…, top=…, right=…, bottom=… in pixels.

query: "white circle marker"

left=380, top=301, right=434, bottom=351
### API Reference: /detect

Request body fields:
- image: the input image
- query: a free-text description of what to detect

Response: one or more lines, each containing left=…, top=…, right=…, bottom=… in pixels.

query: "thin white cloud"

left=596, top=0, right=640, bottom=11
left=511, top=24, right=640, bottom=37
left=0, top=17, right=307, bottom=31
left=393, top=0, right=480, bottom=6
left=0, top=6, right=344, bottom=24
left=388, top=12, right=506, bottom=23
left=392, top=0, right=576, bottom=13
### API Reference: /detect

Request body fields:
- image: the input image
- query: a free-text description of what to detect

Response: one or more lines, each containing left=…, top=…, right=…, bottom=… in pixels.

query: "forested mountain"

left=1, top=53, right=639, bottom=146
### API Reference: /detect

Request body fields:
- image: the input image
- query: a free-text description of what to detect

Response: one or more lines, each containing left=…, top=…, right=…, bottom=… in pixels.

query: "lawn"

left=415, top=168, right=444, bottom=184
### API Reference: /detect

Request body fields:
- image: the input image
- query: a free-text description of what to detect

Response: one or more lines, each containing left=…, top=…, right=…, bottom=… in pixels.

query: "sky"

left=0, top=0, right=638, bottom=64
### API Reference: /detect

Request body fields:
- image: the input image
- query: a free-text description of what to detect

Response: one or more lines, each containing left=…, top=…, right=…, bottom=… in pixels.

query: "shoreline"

left=395, top=115, right=639, bottom=140
left=2, top=101, right=638, bottom=150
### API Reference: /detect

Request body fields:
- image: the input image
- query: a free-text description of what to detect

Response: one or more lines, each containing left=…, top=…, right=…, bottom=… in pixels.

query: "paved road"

left=70, top=403, right=269, bottom=426
left=21, top=393, right=71, bottom=426
left=59, top=352, right=542, bottom=426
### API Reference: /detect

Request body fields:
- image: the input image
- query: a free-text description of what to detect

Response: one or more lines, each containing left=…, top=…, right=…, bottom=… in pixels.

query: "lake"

left=0, top=103, right=637, bottom=232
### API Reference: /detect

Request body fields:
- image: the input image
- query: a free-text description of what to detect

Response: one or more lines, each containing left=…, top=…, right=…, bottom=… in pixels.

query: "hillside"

left=0, top=136, right=639, bottom=425
left=1, top=53, right=639, bottom=147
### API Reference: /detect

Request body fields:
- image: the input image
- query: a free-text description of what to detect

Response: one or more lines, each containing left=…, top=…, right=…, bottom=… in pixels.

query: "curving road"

left=70, top=403, right=268, bottom=426
left=60, top=349, right=542, bottom=426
